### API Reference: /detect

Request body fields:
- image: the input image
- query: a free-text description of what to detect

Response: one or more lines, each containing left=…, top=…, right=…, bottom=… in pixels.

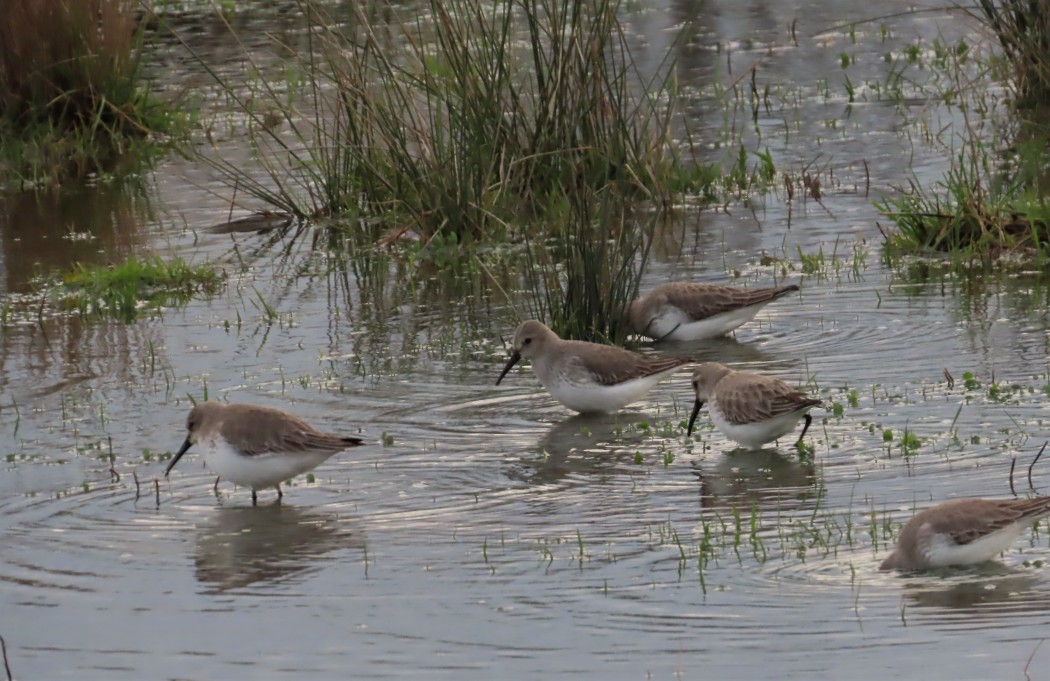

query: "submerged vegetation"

left=0, top=0, right=184, bottom=187
left=54, top=255, right=223, bottom=322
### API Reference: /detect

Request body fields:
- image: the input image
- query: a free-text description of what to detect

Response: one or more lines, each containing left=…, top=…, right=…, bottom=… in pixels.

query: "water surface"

left=3, top=1, right=1050, bottom=679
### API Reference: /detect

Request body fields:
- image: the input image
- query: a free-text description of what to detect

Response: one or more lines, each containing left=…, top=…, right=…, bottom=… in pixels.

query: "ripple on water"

left=896, top=568, right=1050, bottom=630
left=7, top=1, right=1050, bottom=678
left=0, top=475, right=372, bottom=601
left=0, top=483, right=182, bottom=603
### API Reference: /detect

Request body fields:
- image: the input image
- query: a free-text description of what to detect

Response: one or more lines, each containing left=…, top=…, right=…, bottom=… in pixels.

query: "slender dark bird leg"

left=251, top=489, right=258, bottom=506
left=795, top=414, right=813, bottom=445
left=275, top=484, right=283, bottom=503
left=213, top=476, right=221, bottom=496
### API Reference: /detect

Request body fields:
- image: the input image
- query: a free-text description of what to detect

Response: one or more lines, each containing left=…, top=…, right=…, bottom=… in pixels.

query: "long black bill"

left=165, top=439, right=193, bottom=477
left=495, top=351, right=522, bottom=385
left=686, top=399, right=705, bottom=436
left=795, top=413, right=813, bottom=446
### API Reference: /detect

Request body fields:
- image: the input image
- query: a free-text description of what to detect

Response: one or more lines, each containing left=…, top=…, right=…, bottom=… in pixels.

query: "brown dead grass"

left=0, top=0, right=137, bottom=125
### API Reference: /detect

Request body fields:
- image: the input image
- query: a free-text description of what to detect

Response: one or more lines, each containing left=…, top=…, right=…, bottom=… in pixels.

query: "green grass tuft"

left=878, top=140, right=1050, bottom=262
left=56, top=255, right=223, bottom=322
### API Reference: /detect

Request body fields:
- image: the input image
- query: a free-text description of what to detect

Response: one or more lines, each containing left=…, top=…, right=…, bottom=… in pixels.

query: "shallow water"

left=4, top=1, right=1050, bottom=679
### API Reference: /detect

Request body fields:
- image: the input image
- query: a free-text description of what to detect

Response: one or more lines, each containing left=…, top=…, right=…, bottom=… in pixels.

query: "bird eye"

left=523, top=338, right=532, bottom=345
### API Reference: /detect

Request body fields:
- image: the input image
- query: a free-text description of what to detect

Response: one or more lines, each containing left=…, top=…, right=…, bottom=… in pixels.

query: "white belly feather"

left=532, top=358, right=678, bottom=413
left=648, top=305, right=765, bottom=341
left=923, top=523, right=1026, bottom=567
left=710, top=403, right=807, bottom=450
left=202, top=438, right=334, bottom=489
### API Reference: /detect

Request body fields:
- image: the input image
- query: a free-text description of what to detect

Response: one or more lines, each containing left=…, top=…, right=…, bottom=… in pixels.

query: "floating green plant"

left=899, top=428, right=922, bottom=455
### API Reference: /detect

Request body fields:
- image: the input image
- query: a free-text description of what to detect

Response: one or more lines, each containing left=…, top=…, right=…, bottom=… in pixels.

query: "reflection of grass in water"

left=56, top=255, right=223, bottom=322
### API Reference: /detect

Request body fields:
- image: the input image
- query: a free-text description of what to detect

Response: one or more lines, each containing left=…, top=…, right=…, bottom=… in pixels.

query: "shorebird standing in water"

left=166, top=402, right=364, bottom=505
left=686, top=362, right=821, bottom=450
left=626, top=282, right=799, bottom=341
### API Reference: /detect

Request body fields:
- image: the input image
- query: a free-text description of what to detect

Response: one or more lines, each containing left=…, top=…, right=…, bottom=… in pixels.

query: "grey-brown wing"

left=716, top=373, right=820, bottom=424
left=665, top=284, right=798, bottom=321
left=940, top=503, right=1013, bottom=545
left=923, top=499, right=1018, bottom=545
left=222, top=406, right=362, bottom=456
left=943, top=497, right=1050, bottom=544
left=571, top=343, right=689, bottom=386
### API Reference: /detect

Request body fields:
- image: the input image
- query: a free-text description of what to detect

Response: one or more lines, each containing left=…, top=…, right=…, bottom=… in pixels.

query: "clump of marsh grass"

left=876, top=3, right=1050, bottom=262
left=877, top=147, right=1050, bottom=257
left=0, top=0, right=181, bottom=186
left=188, top=0, right=684, bottom=242
left=975, top=0, right=1050, bottom=108
left=54, top=255, right=224, bottom=322
left=520, top=190, right=654, bottom=342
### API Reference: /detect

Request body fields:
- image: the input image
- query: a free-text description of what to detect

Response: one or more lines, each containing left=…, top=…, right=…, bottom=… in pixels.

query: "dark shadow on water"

left=194, top=504, right=366, bottom=594
left=694, top=447, right=820, bottom=510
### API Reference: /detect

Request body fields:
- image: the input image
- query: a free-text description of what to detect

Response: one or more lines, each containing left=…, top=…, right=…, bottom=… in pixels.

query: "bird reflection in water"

left=899, top=569, right=1050, bottom=622
left=194, top=505, right=367, bottom=593
left=692, top=447, right=819, bottom=511
left=506, top=413, right=659, bottom=486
